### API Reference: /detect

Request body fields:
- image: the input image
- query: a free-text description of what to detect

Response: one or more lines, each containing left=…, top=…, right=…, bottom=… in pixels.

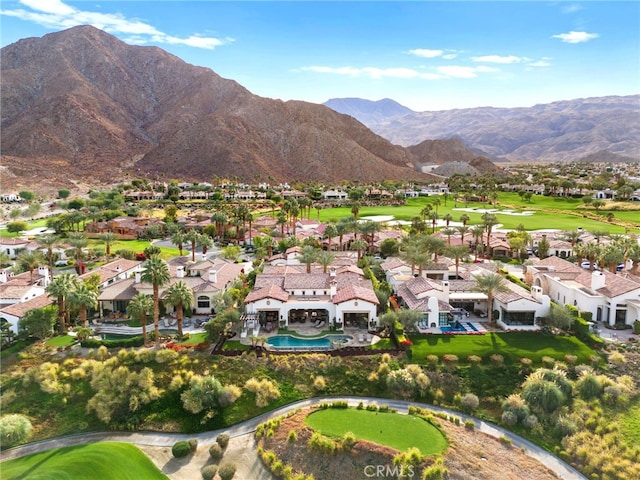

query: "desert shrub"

left=209, top=443, right=224, bottom=460
left=554, top=415, right=577, bottom=438
left=341, top=431, right=357, bottom=450
left=287, top=429, right=298, bottom=443
left=541, top=356, right=556, bottom=368
left=218, top=385, right=242, bottom=407
left=188, top=438, right=198, bottom=452
left=499, top=436, right=512, bottom=447
left=489, top=353, right=504, bottom=367
left=608, top=351, right=625, bottom=365
left=201, top=465, right=218, bottom=480
left=425, top=354, right=439, bottom=369
left=218, top=463, right=237, bottom=480
left=464, top=420, right=475, bottom=430
left=501, top=410, right=518, bottom=426
left=216, top=433, right=230, bottom=449
left=172, top=440, right=191, bottom=458
left=155, top=348, right=179, bottom=363
left=0, top=414, right=32, bottom=448
left=460, top=393, right=479, bottom=412
left=576, top=371, right=604, bottom=400
left=501, top=393, right=530, bottom=422
left=522, top=414, right=538, bottom=429
left=244, top=378, right=281, bottom=407
left=422, top=458, right=448, bottom=479
left=466, top=354, right=482, bottom=366
left=313, top=376, right=326, bottom=391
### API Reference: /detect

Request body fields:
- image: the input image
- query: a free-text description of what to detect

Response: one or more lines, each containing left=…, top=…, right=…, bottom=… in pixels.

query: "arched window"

left=197, top=295, right=210, bottom=309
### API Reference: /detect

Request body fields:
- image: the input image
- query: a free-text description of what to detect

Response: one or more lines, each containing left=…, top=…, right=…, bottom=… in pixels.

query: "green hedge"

left=80, top=336, right=144, bottom=349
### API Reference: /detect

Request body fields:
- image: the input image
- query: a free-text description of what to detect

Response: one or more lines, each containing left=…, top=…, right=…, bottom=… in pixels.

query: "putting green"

left=1, top=442, right=168, bottom=480
left=305, top=407, right=448, bottom=455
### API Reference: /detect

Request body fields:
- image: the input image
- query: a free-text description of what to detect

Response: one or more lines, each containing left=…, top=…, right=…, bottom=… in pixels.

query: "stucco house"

left=525, top=256, right=640, bottom=327
left=244, top=263, right=379, bottom=331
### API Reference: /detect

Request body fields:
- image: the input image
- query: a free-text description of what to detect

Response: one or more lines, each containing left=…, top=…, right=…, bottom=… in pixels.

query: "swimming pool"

left=440, top=322, right=480, bottom=334
left=267, top=334, right=353, bottom=350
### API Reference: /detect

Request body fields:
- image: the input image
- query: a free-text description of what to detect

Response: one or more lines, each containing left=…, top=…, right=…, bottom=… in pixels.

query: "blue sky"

left=1, top=1, right=638, bottom=111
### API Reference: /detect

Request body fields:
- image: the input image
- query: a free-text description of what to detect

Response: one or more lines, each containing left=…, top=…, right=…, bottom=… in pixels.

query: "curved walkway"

left=0, top=396, right=586, bottom=480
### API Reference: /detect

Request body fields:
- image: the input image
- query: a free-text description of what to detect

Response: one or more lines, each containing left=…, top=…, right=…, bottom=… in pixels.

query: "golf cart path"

left=0, top=397, right=586, bottom=480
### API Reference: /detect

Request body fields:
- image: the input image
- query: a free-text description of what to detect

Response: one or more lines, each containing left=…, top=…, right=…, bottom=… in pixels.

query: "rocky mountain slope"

left=324, top=96, right=640, bottom=162
left=0, top=26, right=431, bottom=193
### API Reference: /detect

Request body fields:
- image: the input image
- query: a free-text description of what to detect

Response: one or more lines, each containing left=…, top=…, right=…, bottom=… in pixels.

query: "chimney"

left=442, top=280, right=450, bottom=299
left=176, top=266, right=185, bottom=278
left=0, top=270, right=7, bottom=283
left=115, top=265, right=122, bottom=272
left=38, top=266, right=50, bottom=287
left=209, top=269, right=218, bottom=284
left=135, top=271, right=141, bottom=284
left=591, top=271, right=605, bottom=291
left=330, top=280, right=337, bottom=297
left=531, top=285, right=543, bottom=301
left=329, top=266, right=336, bottom=278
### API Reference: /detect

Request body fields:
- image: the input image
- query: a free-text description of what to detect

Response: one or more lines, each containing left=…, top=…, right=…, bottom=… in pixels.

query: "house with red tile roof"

left=244, top=263, right=379, bottom=330
left=528, top=256, right=640, bottom=327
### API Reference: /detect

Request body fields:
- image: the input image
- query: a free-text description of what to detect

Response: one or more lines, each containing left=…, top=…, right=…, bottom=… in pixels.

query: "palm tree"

left=141, top=255, right=171, bottom=348
left=99, top=232, right=118, bottom=258
left=351, top=201, right=361, bottom=221
left=459, top=213, right=470, bottom=226
left=323, top=224, right=338, bottom=252
left=482, top=213, right=498, bottom=256
left=171, top=230, right=187, bottom=256
left=46, top=273, right=79, bottom=334
left=456, top=225, right=470, bottom=247
left=197, top=233, right=214, bottom=258
left=68, top=232, right=88, bottom=273
left=38, top=234, right=59, bottom=272
left=445, top=245, right=469, bottom=278
left=473, top=272, right=509, bottom=326
left=297, top=245, right=319, bottom=273
left=352, top=238, right=368, bottom=261
left=68, top=282, right=99, bottom=328
left=441, top=227, right=456, bottom=245
left=185, top=229, right=200, bottom=262
left=317, top=250, right=335, bottom=273
left=163, top=280, right=195, bottom=336
left=128, top=293, right=153, bottom=345
left=16, top=250, right=45, bottom=284
left=471, top=225, right=486, bottom=260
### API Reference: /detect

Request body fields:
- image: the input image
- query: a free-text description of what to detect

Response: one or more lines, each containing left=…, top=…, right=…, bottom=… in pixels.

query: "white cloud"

left=528, top=59, right=552, bottom=68
left=562, top=4, right=583, bottom=14
left=304, top=63, right=498, bottom=80
left=303, top=66, right=420, bottom=79
left=436, top=65, right=479, bottom=78
left=552, top=31, right=599, bottom=43
left=408, top=48, right=459, bottom=60
left=408, top=49, right=443, bottom=58
left=1, top=0, right=231, bottom=50
left=471, top=55, right=523, bottom=64
left=20, top=0, right=74, bottom=15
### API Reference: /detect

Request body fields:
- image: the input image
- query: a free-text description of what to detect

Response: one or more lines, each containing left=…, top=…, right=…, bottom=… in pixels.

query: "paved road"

left=0, top=397, right=586, bottom=480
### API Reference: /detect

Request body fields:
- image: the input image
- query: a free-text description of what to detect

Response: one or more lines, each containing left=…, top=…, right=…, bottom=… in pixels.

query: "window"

left=197, top=295, right=210, bottom=309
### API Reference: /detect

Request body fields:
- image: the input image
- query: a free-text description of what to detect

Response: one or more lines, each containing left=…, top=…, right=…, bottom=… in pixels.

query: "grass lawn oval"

left=1, top=442, right=168, bottom=480
left=304, top=408, right=448, bottom=455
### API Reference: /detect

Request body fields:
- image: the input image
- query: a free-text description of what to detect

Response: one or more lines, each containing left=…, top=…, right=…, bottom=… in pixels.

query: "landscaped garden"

left=304, top=406, right=448, bottom=455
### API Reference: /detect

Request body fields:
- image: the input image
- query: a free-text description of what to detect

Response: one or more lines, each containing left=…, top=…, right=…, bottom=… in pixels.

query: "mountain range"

left=0, top=26, right=435, bottom=194
left=324, top=96, right=640, bottom=163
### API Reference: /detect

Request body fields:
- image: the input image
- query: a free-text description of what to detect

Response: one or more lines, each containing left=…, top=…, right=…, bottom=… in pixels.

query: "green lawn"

left=45, top=335, right=75, bottom=348
left=1, top=442, right=168, bottom=480
left=316, top=194, right=639, bottom=233
left=0, top=219, right=49, bottom=238
left=620, top=398, right=640, bottom=447
left=177, top=332, right=208, bottom=345
left=305, top=408, right=448, bottom=455
left=407, top=332, right=597, bottom=365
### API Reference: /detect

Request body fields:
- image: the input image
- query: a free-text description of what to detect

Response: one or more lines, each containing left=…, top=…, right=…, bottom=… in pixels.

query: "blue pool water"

left=440, top=322, right=479, bottom=333
left=267, top=334, right=352, bottom=349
